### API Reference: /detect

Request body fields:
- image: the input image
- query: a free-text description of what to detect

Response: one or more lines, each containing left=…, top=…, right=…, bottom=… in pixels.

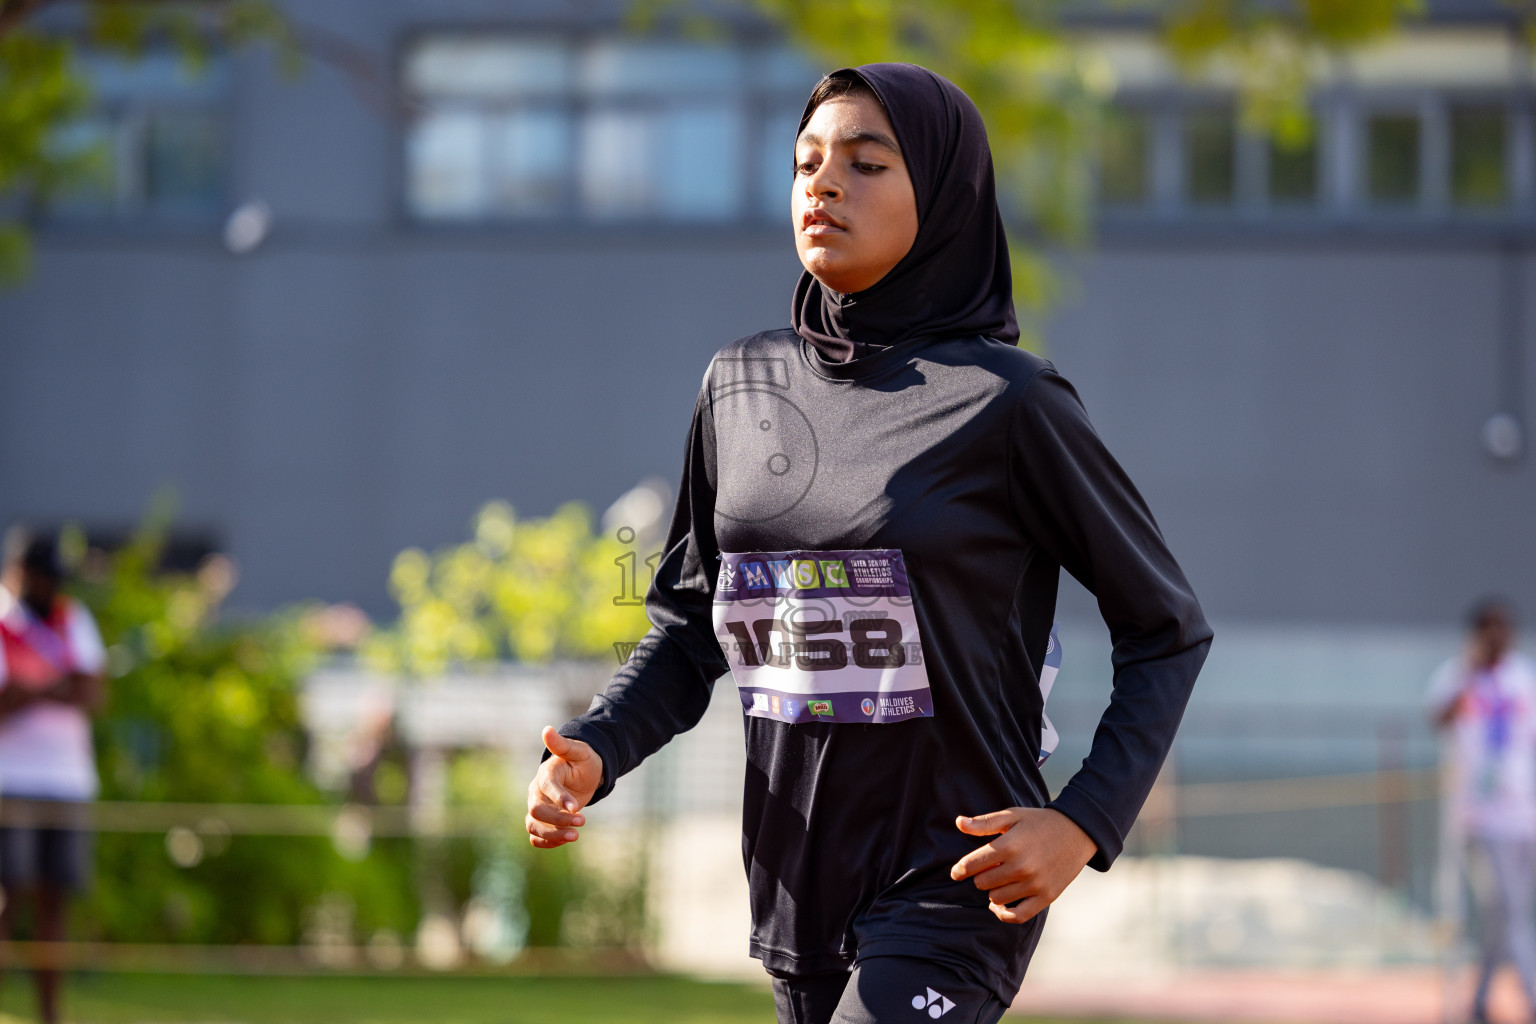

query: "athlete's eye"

left=795, top=160, right=819, bottom=175
left=855, top=162, right=886, bottom=173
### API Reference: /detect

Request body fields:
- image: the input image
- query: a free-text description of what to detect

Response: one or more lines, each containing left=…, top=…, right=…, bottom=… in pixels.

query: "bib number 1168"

left=720, top=617, right=905, bottom=671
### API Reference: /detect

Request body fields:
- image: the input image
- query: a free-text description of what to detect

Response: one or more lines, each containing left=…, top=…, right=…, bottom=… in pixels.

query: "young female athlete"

left=526, top=63, right=1212, bottom=1024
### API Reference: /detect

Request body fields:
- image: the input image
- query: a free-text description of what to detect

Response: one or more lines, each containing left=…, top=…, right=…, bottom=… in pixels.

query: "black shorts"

left=770, top=956, right=1009, bottom=1024
left=0, top=799, right=92, bottom=893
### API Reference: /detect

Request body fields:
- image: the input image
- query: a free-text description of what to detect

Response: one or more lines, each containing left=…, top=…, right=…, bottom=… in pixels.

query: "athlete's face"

left=1474, top=614, right=1515, bottom=667
left=18, top=567, right=57, bottom=618
left=792, top=92, right=919, bottom=296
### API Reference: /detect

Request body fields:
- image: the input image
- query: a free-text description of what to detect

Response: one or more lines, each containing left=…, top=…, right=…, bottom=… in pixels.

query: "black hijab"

left=790, top=63, right=1018, bottom=363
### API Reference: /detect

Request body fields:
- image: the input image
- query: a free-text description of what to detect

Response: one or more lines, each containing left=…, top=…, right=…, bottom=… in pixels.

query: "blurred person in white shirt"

left=1429, top=598, right=1536, bottom=1024
left=0, top=528, right=106, bottom=1024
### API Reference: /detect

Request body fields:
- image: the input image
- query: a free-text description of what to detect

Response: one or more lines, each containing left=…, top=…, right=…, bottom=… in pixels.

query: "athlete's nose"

left=804, top=163, right=841, bottom=202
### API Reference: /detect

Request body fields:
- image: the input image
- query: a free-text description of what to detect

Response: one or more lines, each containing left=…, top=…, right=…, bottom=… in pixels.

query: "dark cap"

left=22, top=536, right=63, bottom=581
left=5, top=527, right=63, bottom=581
left=1468, top=596, right=1517, bottom=631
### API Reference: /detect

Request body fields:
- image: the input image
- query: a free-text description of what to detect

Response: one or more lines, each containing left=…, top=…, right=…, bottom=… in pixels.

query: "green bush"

left=360, top=500, right=651, bottom=676
left=65, top=516, right=416, bottom=946
left=55, top=500, right=650, bottom=955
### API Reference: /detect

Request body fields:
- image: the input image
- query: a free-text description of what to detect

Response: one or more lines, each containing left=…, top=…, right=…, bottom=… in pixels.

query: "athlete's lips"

left=801, top=208, right=846, bottom=237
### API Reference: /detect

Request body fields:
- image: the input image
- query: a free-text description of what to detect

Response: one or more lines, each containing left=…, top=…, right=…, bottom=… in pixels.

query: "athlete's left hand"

left=949, top=807, right=1097, bottom=924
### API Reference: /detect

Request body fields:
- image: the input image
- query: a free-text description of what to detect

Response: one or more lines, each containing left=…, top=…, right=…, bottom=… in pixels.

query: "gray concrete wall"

left=1049, top=239, right=1536, bottom=627
left=0, top=234, right=797, bottom=611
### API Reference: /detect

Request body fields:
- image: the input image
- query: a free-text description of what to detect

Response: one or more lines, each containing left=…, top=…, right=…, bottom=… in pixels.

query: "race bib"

left=713, top=549, right=932, bottom=724
left=712, top=548, right=1064, bottom=754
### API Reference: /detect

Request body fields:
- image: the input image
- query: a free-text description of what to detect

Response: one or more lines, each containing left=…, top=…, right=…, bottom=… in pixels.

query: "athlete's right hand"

left=525, top=726, right=603, bottom=849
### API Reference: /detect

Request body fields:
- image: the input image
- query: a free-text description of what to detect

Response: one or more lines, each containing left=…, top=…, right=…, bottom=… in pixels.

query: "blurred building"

left=5, top=0, right=1536, bottom=905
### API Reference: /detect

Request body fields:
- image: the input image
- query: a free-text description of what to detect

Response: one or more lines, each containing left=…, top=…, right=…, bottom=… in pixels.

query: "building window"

left=46, top=52, right=226, bottom=220
left=1184, top=107, right=1235, bottom=205
left=1365, top=111, right=1420, bottom=205
left=1450, top=104, right=1507, bottom=206
left=402, top=35, right=818, bottom=224
left=1097, top=106, right=1151, bottom=206
left=1268, top=135, right=1318, bottom=205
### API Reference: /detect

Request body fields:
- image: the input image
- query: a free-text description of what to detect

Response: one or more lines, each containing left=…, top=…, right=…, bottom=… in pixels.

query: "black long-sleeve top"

left=560, top=330, right=1212, bottom=1000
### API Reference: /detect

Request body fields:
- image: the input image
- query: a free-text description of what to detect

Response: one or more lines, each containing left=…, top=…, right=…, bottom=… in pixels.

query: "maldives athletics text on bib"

left=714, top=549, right=931, bottom=724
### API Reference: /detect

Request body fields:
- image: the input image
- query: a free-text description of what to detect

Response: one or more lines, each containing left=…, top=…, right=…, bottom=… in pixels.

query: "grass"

left=0, top=973, right=780, bottom=1024
left=0, top=971, right=1111, bottom=1024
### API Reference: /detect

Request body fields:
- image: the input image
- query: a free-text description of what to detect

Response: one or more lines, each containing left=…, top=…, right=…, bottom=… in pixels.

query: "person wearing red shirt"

left=0, top=530, right=106, bottom=1024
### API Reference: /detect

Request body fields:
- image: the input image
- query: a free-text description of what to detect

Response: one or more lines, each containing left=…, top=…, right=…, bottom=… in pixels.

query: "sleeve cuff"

left=1046, top=786, right=1123, bottom=873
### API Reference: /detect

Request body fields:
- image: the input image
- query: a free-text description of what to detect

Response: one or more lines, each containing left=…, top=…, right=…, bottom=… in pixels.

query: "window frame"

left=1444, top=89, right=1520, bottom=213
left=1096, top=82, right=1536, bottom=233
left=1256, top=112, right=1324, bottom=213
left=1359, top=96, right=1430, bottom=211
left=1093, top=100, right=1157, bottom=211
left=33, top=46, right=232, bottom=231
left=393, top=25, right=817, bottom=232
left=1178, top=99, right=1240, bottom=210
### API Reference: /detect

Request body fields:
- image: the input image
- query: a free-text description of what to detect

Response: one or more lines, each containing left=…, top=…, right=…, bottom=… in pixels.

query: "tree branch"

left=289, top=17, right=403, bottom=120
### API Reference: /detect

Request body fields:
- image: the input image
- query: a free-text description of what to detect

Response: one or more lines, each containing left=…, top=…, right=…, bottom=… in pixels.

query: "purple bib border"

left=738, top=686, right=932, bottom=725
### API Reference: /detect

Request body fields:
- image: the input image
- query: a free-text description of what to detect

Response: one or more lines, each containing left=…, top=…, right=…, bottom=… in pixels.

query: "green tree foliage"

left=1158, top=0, right=1425, bottom=145
left=0, top=27, right=89, bottom=278
left=358, top=502, right=657, bottom=951
left=76, top=526, right=313, bottom=808
left=353, top=499, right=657, bottom=951
left=64, top=513, right=416, bottom=946
left=362, top=501, right=653, bottom=677
left=46, top=499, right=648, bottom=952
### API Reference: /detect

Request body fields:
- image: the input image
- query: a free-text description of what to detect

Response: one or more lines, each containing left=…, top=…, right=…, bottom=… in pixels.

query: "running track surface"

left=1012, top=968, right=1528, bottom=1023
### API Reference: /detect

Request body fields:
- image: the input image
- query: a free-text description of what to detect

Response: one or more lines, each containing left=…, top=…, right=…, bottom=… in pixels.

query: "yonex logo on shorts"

left=913, top=987, right=955, bottom=1018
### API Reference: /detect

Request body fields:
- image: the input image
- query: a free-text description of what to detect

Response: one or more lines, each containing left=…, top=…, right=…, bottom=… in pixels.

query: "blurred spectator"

left=0, top=528, right=107, bottom=1024
left=1429, top=598, right=1536, bottom=1023
left=344, top=685, right=399, bottom=806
